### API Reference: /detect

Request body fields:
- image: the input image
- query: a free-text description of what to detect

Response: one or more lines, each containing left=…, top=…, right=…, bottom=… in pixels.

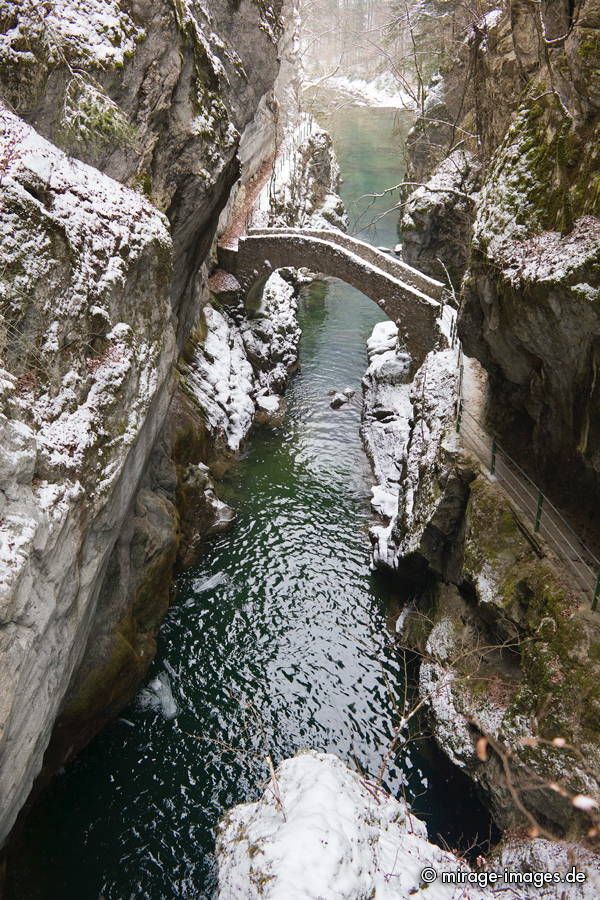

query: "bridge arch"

left=217, top=228, right=444, bottom=367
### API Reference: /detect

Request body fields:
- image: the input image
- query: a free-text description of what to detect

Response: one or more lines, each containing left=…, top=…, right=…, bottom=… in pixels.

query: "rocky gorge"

left=0, top=0, right=599, bottom=897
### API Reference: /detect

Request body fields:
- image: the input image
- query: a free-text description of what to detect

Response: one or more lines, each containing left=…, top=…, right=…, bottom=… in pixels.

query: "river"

left=7, top=106, right=492, bottom=899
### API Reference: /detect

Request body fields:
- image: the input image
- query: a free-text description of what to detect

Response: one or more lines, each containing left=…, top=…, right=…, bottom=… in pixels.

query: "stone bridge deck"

left=217, top=228, right=445, bottom=366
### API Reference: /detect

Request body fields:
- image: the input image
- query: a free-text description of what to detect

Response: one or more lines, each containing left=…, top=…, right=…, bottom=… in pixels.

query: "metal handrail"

left=454, top=351, right=600, bottom=611
left=461, top=410, right=599, bottom=571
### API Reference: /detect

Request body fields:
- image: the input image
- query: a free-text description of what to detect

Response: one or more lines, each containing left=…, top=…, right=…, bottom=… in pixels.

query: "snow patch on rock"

left=184, top=306, right=256, bottom=454
left=0, top=0, right=144, bottom=69
left=184, top=270, right=302, bottom=452
left=363, top=329, right=460, bottom=572
left=361, top=321, right=413, bottom=568
left=217, top=751, right=494, bottom=899
left=242, top=270, right=301, bottom=394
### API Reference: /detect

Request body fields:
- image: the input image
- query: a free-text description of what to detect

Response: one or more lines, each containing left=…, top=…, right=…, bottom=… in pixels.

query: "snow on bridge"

left=217, top=227, right=445, bottom=367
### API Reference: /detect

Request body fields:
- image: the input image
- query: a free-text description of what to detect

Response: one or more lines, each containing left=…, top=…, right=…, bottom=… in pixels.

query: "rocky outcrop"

left=0, top=106, right=176, bottom=844
left=400, top=0, right=600, bottom=518
left=217, top=751, right=496, bottom=899
left=489, top=834, right=600, bottom=899
left=400, top=149, right=480, bottom=289
left=217, top=751, right=600, bottom=898
left=0, top=0, right=285, bottom=330
left=364, top=320, right=599, bottom=837
left=385, top=397, right=600, bottom=836
left=182, top=266, right=303, bottom=467
left=364, top=325, right=468, bottom=582
left=267, top=120, right=348, bottom=230
left=460, top=134, right=600, bottom=518
left=362, top=321, right=414, bottom=567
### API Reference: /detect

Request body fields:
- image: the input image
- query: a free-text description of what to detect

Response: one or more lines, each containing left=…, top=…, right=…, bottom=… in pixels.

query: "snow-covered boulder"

left=216, top=751, right=494, bottom=899
left=241, top=270, right=301, bottom=394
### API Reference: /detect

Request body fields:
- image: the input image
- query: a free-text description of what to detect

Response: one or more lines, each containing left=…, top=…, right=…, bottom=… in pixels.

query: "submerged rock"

left=255, top=392, right=287, bottom=426
left=330, top=392, right=350, bottom=409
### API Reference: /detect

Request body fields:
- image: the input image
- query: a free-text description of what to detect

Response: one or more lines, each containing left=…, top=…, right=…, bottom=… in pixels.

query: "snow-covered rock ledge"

left=361, top=321, right=412, bottom=568
left=216, top=751, right=494, bottom=899
left=363, top=324, right=466, bottom=581
left=182, top=268, right=303, bottom=461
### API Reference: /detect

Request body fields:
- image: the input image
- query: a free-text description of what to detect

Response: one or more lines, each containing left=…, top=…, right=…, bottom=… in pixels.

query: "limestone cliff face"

left=0, top=0, right=284, bottom=332
left=368, top=347, right=600, bottom=837
left=407, top=472, right=600, bottom=838
left=401, top=0, right=600, bottom=515
left=0, top=107, right=177, bottom=845
left=0, top=0, right=291, bottom=845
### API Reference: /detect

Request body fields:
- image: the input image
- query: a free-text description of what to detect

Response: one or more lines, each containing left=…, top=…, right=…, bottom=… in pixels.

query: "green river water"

left=8, top=107, right=493, bottom=899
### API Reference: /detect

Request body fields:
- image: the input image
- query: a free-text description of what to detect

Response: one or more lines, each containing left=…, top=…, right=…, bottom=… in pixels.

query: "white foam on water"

left=191, top=571, right=230, bottom=594
left=138, top=671, right=178, bottom=720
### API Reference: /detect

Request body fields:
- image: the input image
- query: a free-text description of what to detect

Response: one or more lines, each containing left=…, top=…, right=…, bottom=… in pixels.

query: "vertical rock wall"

left=399, top=0, right=600, bottom=522
left=0, top=0, right=294, bottom=845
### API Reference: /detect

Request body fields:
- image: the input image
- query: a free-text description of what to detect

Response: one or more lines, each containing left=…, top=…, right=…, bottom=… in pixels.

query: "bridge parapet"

left=217, top=229, right=443, bottom=368
left=248, top=227, right=445, bottom=300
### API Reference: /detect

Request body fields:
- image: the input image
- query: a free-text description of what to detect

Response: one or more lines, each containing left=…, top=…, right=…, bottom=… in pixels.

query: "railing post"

left=534, top=491, right=544, bottom=533
left=455, top=398, right=463, bottom=433
left=592, top=571, right=600, bottom=611
left=490, top=438, right=497, bottom=475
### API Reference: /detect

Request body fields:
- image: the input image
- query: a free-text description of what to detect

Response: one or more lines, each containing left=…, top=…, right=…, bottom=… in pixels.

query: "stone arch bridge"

left=216, top=228, right=445, bottom=367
